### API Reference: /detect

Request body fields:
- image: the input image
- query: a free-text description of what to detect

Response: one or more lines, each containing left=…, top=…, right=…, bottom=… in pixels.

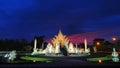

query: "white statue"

left=93, top=46, right=97, bottom=53
left=68, top=43, right=75, bottom=53
left=75, top=44, right=78, bottom=53
left=55, top=43, right=61, bottom=53
left=3, top=50, right=17, bottom=62
left=112, top=48, right=118, bottom=57
left=48, top=44, right=54, bottom=53
left=45, top=43, right=52, bottom=53
left=8, top=50, right=17, bottom=61
left=111, top=48, right=119, bottom=62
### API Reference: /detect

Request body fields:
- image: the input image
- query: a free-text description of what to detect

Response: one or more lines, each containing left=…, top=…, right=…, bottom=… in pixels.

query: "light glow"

left=96, top=42, right=100, bottom=46
left=98, top=60, right=102, bottom=63
left=112, top=37, right=117, bottom=41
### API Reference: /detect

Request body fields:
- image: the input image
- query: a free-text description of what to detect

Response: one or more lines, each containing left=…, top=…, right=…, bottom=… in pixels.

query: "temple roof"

left=51, top=30, right=69, bottom=48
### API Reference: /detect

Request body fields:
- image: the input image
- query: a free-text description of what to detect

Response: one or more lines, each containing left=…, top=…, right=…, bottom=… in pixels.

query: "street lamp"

left=112, top=37, right=117, bottom=41
left=96, top=42, right=100, bottom=46
left=98, top=59, right=102, bottom=63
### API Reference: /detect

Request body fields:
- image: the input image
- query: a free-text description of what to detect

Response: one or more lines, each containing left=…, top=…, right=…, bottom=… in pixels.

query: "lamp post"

left=95, top=41, right=100, bottom=52
left=112, top=37, right=118, bottom=51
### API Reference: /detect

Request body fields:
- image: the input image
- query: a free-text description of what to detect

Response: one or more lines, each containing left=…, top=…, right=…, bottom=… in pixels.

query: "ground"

left=0, top=52, right=120, bottom=68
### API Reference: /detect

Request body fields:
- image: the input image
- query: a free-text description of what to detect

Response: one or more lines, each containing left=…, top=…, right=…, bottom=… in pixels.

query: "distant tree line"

left=92, top=38, right=120, bottom=52
left=0, top=35, right=46, bottom=51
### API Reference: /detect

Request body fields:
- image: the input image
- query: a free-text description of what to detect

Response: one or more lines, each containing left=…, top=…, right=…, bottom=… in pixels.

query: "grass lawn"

left=20, top=56, right=56, bottom=62
left=87, top=54, right=112, bottom=61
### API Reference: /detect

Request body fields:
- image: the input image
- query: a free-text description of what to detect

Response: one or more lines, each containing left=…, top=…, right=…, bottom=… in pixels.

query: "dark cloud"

left=0, top=0, right=120, bottom=41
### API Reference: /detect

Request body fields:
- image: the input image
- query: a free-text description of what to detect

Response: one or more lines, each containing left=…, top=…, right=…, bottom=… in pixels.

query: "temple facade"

left=31, top=30, right=90, bottom=56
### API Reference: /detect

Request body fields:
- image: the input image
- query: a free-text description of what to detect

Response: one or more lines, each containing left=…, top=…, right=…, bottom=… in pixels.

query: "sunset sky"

left=0, top=0, right=120, bottom=41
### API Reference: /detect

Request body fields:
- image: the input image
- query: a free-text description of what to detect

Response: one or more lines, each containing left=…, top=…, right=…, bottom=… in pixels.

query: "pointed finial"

left=58, top=29, right=63, bottom=35
left=59, top=29, right=62, bottom=33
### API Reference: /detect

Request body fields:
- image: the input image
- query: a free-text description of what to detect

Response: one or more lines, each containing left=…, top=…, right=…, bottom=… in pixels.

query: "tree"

left=98, top=41, right=113, bottom=51
left=93, top=38, right=104, bottom=48
left=93, top=38, right=104, bottom=45
left=113, top=39, right=120, bottom=51
left=24, top=45, right=32, bottom=52
left=92, top=38, right=114, bottom=51
left=19, top=39, right=28, bottom=51
left=34, top=35, right=45, bottom=48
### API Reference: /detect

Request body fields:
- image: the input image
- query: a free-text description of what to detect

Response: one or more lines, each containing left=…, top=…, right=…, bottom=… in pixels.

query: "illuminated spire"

left=84, top=38, right=87, bottom=52
left=59, top=29, right=62, bottom=33
left=51, top=30, right=69, bottom=48
left=58, top=29, right=64, bottom=37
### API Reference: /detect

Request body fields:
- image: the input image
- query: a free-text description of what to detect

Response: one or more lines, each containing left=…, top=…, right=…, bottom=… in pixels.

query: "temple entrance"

left=60, top=46, right=68, bottom=56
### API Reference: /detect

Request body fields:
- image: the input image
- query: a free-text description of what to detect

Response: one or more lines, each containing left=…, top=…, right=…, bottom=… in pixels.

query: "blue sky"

left=0, top=0, right=120, bottom=41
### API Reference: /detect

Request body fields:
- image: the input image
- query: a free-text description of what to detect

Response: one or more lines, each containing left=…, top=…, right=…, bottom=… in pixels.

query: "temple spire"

left=58, top=29, right=63, bottom=35
left=84, top=38, right=87, bottom=52
left=51, top=30, right=69, bottom=48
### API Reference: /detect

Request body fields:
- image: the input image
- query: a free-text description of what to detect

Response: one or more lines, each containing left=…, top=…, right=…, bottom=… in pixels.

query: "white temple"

left=31, top=30, right=90, bottom=56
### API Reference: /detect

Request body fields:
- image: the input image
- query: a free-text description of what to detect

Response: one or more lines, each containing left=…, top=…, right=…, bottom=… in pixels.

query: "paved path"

left=0, top=57, right=120, bottom=68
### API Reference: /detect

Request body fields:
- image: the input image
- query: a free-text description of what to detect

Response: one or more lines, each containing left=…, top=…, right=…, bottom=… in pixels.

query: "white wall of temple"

left=68, top=43, right=75, bottom=53
left=32, top=39, right=90, bottom=54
